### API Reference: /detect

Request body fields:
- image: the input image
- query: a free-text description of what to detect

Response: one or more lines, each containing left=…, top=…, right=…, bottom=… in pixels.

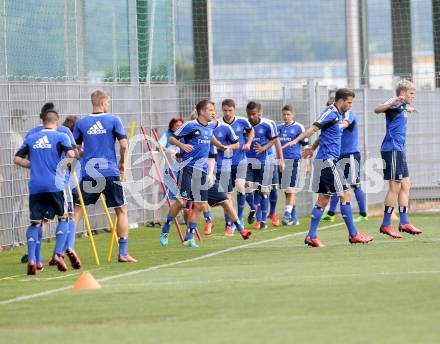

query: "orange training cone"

left=73, top=272, right=101, bottom=290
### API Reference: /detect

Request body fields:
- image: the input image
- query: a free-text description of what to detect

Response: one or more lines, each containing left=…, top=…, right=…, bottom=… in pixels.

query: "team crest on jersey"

left=33, top=136, right=52, bottom=149
left=87, top=121, right=107, bottom=135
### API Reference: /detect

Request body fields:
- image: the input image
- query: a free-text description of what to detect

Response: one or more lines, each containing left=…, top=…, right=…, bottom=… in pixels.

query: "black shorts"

left=381, top=151, right=409, bottom=181
left=29, top=191, right=66, bottom=222
left=246, top=159, right=276, bottom=189
left=338, top=152, right=361, bottom=186
left=207, top=181, right=228, bottom=207
left=229, top=161, right=247, bottom=192
left=311, top=159, right=349, bottom=195
left=177, top=166, right=209, bottom=202
left=279, top=159, right=300, bottom=189
left=73, top=176, right=126, bottom=208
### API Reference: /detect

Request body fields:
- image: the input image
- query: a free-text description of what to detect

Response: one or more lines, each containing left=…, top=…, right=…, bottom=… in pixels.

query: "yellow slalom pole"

left=73, top=171, right=100, bottom=266
left=99, top=194, right=118, bottom=247
left=107, top=120, right=135, bottom=262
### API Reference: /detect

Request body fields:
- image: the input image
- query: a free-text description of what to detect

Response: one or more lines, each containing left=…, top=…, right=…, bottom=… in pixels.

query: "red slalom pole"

left=140, top=125, right=184, bottom=243
left=150, top=128, right=201, bottom=241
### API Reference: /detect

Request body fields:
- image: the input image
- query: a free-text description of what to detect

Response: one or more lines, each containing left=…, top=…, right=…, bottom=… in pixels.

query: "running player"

left=374, top=79, right=422, bottom=237
left=14, top=110, right=75, bottom=274
left=73, top=90, right=137, bottom=262
left=288, top=88, right=374, bottom=247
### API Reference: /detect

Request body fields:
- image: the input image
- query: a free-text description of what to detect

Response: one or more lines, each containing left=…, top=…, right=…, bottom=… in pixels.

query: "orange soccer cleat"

left=304, top=235, right=325, bottom=247
left=225, top=226, right=234, bottom=237
left=399, top=223, right=422, bottom=235
left=253, top=221, right=261, bottom=230
left=27, top=263, right=37, bottom=275
left=240, top=230, right=252, bottom=240
left=204, top=222, right=212, bottom=236
left=54, top=254, right=68, bottom=272
left=269, top=214, right=280, bottom=227
left=118, top=254, right=138, bottom=263
left=380, top=225, right=402, bottom=238
left=349, top=232, right=374, bottom=244
left=66, top=249, right=82, bottom=270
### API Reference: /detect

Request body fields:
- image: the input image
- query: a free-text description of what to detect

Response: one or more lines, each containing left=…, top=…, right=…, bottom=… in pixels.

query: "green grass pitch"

left=1, top=214, right=439, bottom=343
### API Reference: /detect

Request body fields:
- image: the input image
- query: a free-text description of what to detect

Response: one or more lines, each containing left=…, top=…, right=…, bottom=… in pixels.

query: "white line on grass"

left=0, top=222, right=343, bottom=306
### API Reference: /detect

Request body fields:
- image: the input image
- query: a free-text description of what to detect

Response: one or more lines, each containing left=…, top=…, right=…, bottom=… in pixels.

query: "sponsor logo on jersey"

left=33, top=136, right=52, bottom=149
left=87, top=121, right=107, bottom=135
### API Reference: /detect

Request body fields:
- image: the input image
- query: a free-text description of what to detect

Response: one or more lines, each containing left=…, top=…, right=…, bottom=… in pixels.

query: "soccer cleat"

left=118, top=254, right=138, bottom=263
left=49, top=253, right=64, bottom=266
left=253, top=221, right=261, bottom=230
left=269, top=213, right=280, bottom=227
left=54, top=254, right=68, bottom=272
left=354, top=215, right=368, bottom=222
left=240, top=230, right=252, bottom=240
left=304, top=236, right=325, bottom=247
left=27, top=263, right=37, bottom=275
left=380, top=225, right=402, bottom=238
left=398, top=223, right=422, bottom=235
left=349, top=232, right=374, bottom=244
left=66, top=249, right=81, bottom=269
left=290, top=218, right=300, bottom=226
left=160, top=233, right=169, bottom=247
left=225, top=226, right=234, bottom=237
left=36, top=263, right=44, bottom=271
left=21, top=254, right=28, bottom=264
left=183, top=239, right=199, bottom=248
left=260, top=222, right=268, bottom=230
left=321, top=214, right=335, bottom=222
left=204, top=222, right=212, bottom=236
left=247, top=210, right=256, bottom=224
left=282, top=213, right=292, bottom=226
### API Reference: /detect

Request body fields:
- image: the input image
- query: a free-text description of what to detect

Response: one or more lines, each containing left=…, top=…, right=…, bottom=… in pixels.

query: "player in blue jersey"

left=321, top=97, right=368, bottom=223
left=219, top=99, right=254, bottom=235
left=374, top=80, right=422, bottom=238
left=245, top=101, right=284, bottom=230
left=73, top=90, right=137, bottom=263
left=278, top=105, right=308, bottom=225
left=289, top=88, right=373, bottom=247
left=14, top=110, right=75, bottom=275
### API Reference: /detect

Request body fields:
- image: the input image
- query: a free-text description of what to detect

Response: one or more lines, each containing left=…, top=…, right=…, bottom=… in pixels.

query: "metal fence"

left=1, top=80, right=439, bottom=248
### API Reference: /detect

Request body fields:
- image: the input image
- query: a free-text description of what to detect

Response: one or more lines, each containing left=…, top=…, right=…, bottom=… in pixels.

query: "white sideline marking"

left=0, top=223, right=344, bottom=306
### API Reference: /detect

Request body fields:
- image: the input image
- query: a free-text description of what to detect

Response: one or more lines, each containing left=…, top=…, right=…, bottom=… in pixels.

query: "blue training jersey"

left=173, top=119, right=215, bottom=173
left=213, top=121, right=239, bottom=172
left=278, top=121, right=308, bottom=160
left=26, top=124, right=76, bottom=149
left=219, top=115, right=252, bottom=166
left=340, top=111, right=360, bottom=155
left=15, top=129, right=73, bottom=194
left=313, top=104, right=343, bottom=161
left=380, top=98, right=408, bottom=152
left=246, top=118, right=278, bottom=163
left=73, top=113, right=126, bottom=178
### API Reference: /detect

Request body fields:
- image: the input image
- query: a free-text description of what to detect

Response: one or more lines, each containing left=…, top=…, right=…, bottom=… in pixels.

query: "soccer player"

left=288, top=88, right=373, bottom=247
left=219, top=99, right=254, bottom=232
left=73, top=90, right=137, bottom=263
left=14, top=110, right=75, bottom=275
left=373, top=80, right=422, bottom=238
left=245, top=101, right=282, bottom=230
left=160, top=99, right=251, bottom=247
left=321, top=97, right=368, bottom=223
left=278, top=105, right=308, bottom=225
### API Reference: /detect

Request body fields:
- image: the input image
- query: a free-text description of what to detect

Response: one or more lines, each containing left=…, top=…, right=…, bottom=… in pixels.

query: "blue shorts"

left=73, top=176, right=126, bottom=208
left=381, top=151, right=409, bottom=181
left=29, top=191, right=66, bottom=222
left=311, top=159, right=349, bottom=195
left=338, top=152, right=361, bottom=186
left=207, top=181, right=228, bottom=207
left=279, top=159, right=300, bottom=189
left=177, top=166, right=208, bottom=202
left=246, top=159, right=276, bottom=189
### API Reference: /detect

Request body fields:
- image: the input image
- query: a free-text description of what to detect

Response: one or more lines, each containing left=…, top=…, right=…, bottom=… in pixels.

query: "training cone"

left=73, top=272, right=101, bottom=290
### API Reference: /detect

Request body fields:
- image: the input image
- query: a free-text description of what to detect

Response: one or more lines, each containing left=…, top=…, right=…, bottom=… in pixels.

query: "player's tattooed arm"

left=242, top=128, right=255, bottom=151
left=302, top=136, right=320, bottom=159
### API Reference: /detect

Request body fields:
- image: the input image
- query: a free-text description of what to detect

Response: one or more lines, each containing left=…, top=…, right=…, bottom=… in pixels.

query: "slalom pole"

left=150, top=128, right=201, bottom=241
left=106, top=120, right=136, bottom=262
left=140, top=125, right=185, bottom=242
left=99, top=194, right=116, bottom=244
left=72, top=171, right=100, bottom=266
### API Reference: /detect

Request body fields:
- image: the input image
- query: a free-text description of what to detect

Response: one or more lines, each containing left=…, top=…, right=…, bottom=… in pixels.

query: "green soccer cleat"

left=321, top=214, right=335, bottom=222
left=354, top=215, right=368, bottom=222
left=183, top=239, right=199, bottom=248
left=160, top=233, right=169, bottom=247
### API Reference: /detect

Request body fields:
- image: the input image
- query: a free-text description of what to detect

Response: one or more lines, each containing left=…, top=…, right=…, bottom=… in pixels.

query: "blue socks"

left=224, top=213, right=231, bottom=227
left=233, top=219, right=244, bottom=232
left=269, top=189, right=278, bottom=216
left=254, top=192, right=261, bottom=221
left=308, top=205, right=324, bottom=239
left=340, top=202, right=358, bottom=237
left=36, top=226, right=43, bottom=264
left=54, top=220, right=69, bottom=256
left=260, top=194, right=269, bottom=223
left=185, top=222, right=197, bottom=241
left=237, top=192, right=246, bottom=222
left=26, top=224, right=39, bottom=264
left=66, top=219, right=76, bottom=250
left=399, top=206, right=409, bottom=225
left=118, top=237, right=128, bottom=256
left=203, top=211, right=212, bottom=224
left=246, top=193, right=255, bottom=211
left=382, top=206, right=394, bottom=226
left=328, top=194, right=339, bottom=215
left=162, top=215, right=175, bottom=234
left=291, top=205, right=297, bottom=220
left=353, top=187, right=367, bottom=216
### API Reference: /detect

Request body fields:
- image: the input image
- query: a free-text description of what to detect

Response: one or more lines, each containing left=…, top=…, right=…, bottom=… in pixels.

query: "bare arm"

left=374, top=96, right=405, bottom=113
left=207, top=157, right=216, bottom=186
left=283, top=125, right=320, bottom=149
left=242, top=128, right=255, bottom=151
left=13, top=156, right=30, bottom=168
left=254, top=139, right=275, bottom=154
left=302, top=136, right=320, bottom=159
left=169, top=136, right=193, bottom=153
left=118, top=138, right=128, bottom=173
left=274, top=137, right=285, bottom=172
